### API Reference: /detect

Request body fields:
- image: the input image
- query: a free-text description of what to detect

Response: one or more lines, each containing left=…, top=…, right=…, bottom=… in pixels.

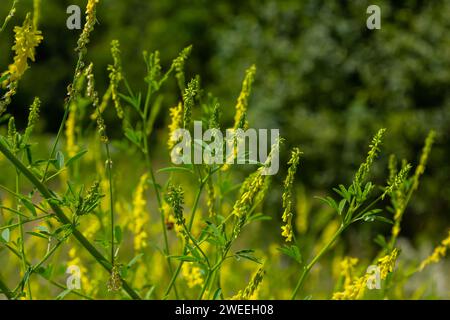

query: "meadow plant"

left=0, top=0, right=448, bottom=301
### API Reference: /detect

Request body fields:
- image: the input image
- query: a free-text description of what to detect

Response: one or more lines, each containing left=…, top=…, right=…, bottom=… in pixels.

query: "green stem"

left=0, top=137, right=141, bottom=300
left=104, top=143, right=115, bottom=264
left=41, top=55, right=85, bottom=183
left=291, top=225, right=345, bottom=300
left=0, top=275, right=12, bottom=300
left=15, top=155, right=32, bottom=299
left=164, top=175, right=208, bottom=298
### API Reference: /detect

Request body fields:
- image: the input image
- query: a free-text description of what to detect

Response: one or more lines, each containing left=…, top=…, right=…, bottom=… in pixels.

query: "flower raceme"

left=3, top=13, right=43, bottom=85
left=281, top=147, right=302, bottom=242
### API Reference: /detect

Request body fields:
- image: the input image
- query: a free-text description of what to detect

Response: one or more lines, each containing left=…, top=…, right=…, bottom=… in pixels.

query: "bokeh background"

left=1, top=0, right=449, bottom=298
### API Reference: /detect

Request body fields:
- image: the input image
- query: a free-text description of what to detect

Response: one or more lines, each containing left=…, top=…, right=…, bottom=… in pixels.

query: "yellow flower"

left=2, top=13, right=43, bottom=85
left=339, top=257, right=359, bottom=288
left=131, top=173, right=150, bottom=251
left=65, top=103, right=79, bottom=158
left=230, top=267, right=264, bottom=300
left=281, top=225, right=293, bottom=242
left=377, top=248, right=399, bottom=279
left=281, top=147, right=302, bottom=242
left=419, top=230, right=450, bottom=271
left=234, top=65, right=256, bottom=130
left=332, top=249, right=399, bottom=300
left=168, top=102, right=183, bottom=150
left=77, top=0, right=99, bottom=51
left=182, top=263, right=204, bottom=288
left=108, top=40, right=124, bottom=119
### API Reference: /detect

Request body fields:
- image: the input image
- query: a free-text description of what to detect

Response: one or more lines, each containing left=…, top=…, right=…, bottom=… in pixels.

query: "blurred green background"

left=1, top=0, right=449, bottom=245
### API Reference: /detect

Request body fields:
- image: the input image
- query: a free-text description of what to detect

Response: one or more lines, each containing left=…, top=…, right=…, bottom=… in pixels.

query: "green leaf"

left=124, top=128, right=142, bottom=147
left=277, top=245, right=302, bottom=264
left=66, top=149, right=88, bottom=167
left=247, top=213, right=272, bottom=222
left=55, top=151, right=65, bottom=170
left=173, top=255, right=198, bottom=262
left=373, top=216, right=393, bottom=224
left=1, top=228, right=10, bottom=243
left=338, top=199, right=346, bottom=216
left=213, top=288, right=222, bottom=300
left=315, top=196, right=338, bottom=212
left=157, top=166, right=193, bottom=174
left=127, top=253, right=144, bottom=268
left=234, top=249, right=262, bottom=264
left=0, top=73, right=10, bottom=83
left=27, top=231, right=49, bottom=240
left=56, top=288, right=72, bottom=300
left=114, top=225, right=122, bottom=244
left=21, top=197, right=37, bottom=217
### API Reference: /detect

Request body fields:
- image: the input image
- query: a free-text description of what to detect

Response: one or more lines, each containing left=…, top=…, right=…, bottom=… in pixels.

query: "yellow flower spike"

left=168, top=102, right=183, bottom=150
left=234, top=65, right=256, bottom=130
left=108, top=40, right=124, bottom=119
left=77, top=0, right=100, bottom=53
left=131, top=173, right=150, bottom=251
left=339, top=257, right=359, bottom=288
left=419, top=230, right=450, bottom=271
left=2, top=13, right=43, bottom=86
left=281, top=147, right=302, bottom=242
left=377, top=248, right=399, bottom=279
left=182, top=263, right=204, bottom=288
left=65, top=102, right=79, bottom=158
left=332, top=249, right=399, bottom=300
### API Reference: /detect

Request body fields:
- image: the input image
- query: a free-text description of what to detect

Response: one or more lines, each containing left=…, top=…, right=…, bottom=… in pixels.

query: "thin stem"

left=41, top=55, right=85, bottom=183
left=15, top=154, right=32, bottom=299
left=163, top=174, right=208, bottom=298
left=291, top=225, right=345, bottom=300
left=0, top=275, right=12, bottom=300
left=105, top=143, right=115, bottom=264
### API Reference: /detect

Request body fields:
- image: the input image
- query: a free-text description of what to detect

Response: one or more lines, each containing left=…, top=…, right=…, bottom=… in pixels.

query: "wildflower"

left=23, top=97, right=41, bottom=142
left=181, top=263, right=204, bottom=288
left=65, top=102, right=79, bottom=158
left=419, top=230, right=450, bottom=271
left=107, top=265, right=122, bottom=292
left=332, top=249, right=399, bottom=300
left=172, top=45, right=192, bottom=92
left=230, top=267, right=265, bottom=300
left=7, top=117, right=19, bottom=153
left=3, top=13, right=43, bottom=85
left=207, top=179, right=215, bottom=217
left=382, top=163, right=411, bottom=200
left=85, top=63, right=108, bottom=143
left=168, top=102, right=183, bottom=150
left=412, top=130, right=436, bottom=192
left=354, top=128, right=386, bottom=188
left=132, top=173, right=149, bottom=251
left=339, top=257, right=359, bottom=288
left=232, top=170, right=265, bottom=218
left=234, top=65, right=256, bottom=130
left=377, top=248, right=399, bottom=279
left=76, top=0, right=100, bottom=53
left=281, top=147, right=302, bottom=242
left=165, top=184, right=185, bottom=229
left=108, top=40, right=124, bottom=119
left=183, top=77, right=200, bottom=129
left=75, top=181, right=103, bottom=216
left=232, top=140, right=280, bottom=218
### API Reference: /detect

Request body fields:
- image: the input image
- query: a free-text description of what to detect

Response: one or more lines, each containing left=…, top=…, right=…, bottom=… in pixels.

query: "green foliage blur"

left=1, top=0, right=449, bottom=243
